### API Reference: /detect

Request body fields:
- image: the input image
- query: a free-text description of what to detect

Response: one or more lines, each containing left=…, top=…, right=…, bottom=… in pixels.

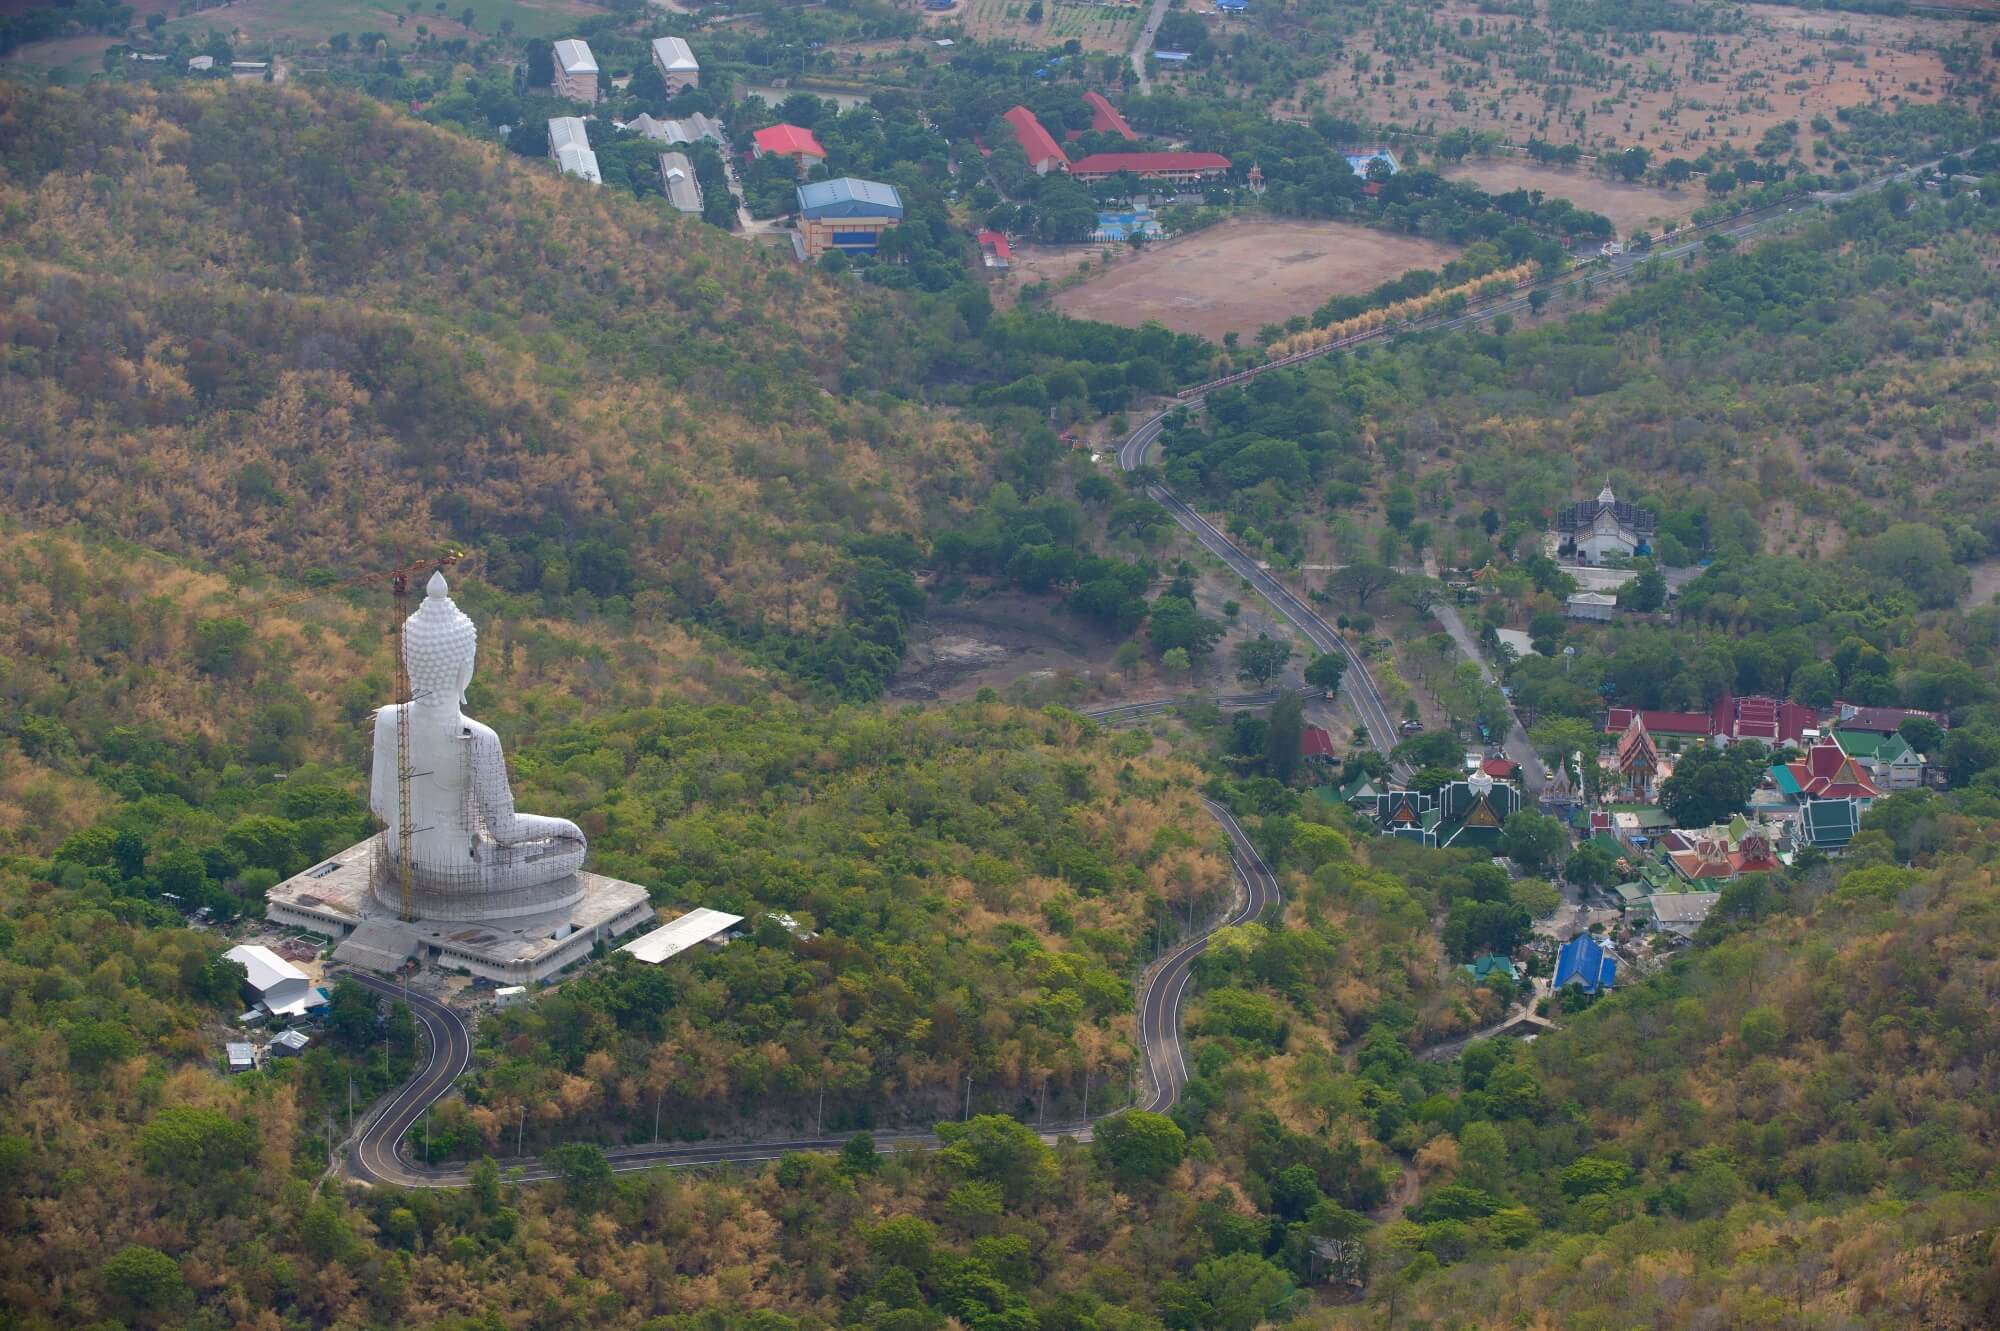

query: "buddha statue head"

left=403, top=571, right=477, bottom=707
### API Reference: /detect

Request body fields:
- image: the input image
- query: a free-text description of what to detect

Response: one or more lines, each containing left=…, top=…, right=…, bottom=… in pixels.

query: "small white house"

left=188, top=55, right=214, bottom=72
left=494, top=985, right=529, bottom=1009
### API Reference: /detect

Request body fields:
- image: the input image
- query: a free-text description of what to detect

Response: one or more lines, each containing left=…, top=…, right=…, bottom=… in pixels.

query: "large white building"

left=650, top=36, right=700, bottom=92
left=1553, top=485, right=1657, bottom=564
left=548, top=116, right=602, bottom=184
left=223, top=944, right=324, bottom=1019
left=552, top=38, right=599, bottom=102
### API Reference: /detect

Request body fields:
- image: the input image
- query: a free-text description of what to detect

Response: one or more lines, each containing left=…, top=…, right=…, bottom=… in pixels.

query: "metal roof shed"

left=619, top=908, right=745, bottom=964
left=797, top=177, right=904, bottom=219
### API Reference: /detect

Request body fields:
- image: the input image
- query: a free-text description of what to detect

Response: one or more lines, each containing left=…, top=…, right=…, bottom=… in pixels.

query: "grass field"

left=1279, top=0, right=1990, bottom=161
left=1036, top=217, right=1461, bottom=343
left=932, top=0, right=1143, bottom=53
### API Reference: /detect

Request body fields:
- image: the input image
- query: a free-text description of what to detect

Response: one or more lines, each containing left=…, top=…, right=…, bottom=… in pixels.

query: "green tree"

left=1849, top=522, right=1966, bottom=609
left=1625, top=564, right=1666, bottom=613
left=139, top=1105, right=259, bottom=1182
left=1150, top=597, right=1224, bottom=660
left=545, top=1142, right=614, bottom=1212
left=1499, top=811, right=1568, bottom=869
left=1659, top=745, right=1765, bottom=827
left=1303, top=652, right=1347, bottom=697
left=1329, top=563, right=1398, bottom=611
left=100, top=1245, right=187, bottom=1313
left=1184, top=1252, right=1299, bottom=1331
left=1094, top=1110, right=1186, bottom=1183
left=1265, top=693, right=1304, bottom=784
left=1235, top=634, right=1293, bottom=687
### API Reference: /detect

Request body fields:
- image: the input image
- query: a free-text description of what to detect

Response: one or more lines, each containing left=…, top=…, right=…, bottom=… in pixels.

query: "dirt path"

left=1373, top=1159, right=1421, bottom=1222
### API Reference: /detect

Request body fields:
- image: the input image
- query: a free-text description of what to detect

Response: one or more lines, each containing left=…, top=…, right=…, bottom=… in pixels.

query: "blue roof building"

left=796, top=177, right=904, bottom=220
left=1216, top=0, right=1248, bottom=10
left=1553, top=934, right=1616, bottom=993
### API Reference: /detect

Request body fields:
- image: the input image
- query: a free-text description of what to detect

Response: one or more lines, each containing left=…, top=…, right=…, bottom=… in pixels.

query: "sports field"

left=1039, top=217, right=1459, bottom=343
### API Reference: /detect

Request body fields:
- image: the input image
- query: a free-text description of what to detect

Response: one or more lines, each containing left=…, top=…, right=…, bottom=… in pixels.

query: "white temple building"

left=266, top=573, right=652, bottom=983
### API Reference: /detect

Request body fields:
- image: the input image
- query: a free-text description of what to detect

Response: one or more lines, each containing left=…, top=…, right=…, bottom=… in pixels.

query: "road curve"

left=335, top=801, right=1282, bottom=1187
left=1137, top=798, right=1282, bottom=1112
left=1118, top=412, right=1404, bottom=768
left=344, top=971, right=473, bottom=1187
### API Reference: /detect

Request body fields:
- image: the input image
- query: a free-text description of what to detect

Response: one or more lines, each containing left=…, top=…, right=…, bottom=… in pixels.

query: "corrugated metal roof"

left=651, top=36, right=699, bottom=72
left=797, top=176, right=904, bottom=219
left=658, top=152, right=702, bottom=212
left=548, top=116, right=590, bottom=151
left=620, top=908, right=745, bottom=964
left=554, top=39, right=598, bottom=75
left=224, top=944, right=307, bottom=993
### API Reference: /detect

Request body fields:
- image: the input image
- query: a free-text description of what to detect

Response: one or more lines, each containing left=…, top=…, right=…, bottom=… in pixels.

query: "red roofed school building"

left=752, top=123, right=826, bottom=169
left=1083, top=90, right=1137, bottom=140
left=1003, top=105, right=1070, bottom=175
left=1068, top=151, right=1232, bottom=185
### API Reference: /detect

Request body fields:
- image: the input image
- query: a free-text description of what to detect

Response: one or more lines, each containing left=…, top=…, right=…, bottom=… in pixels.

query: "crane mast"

left=249, top=549, right=464, bottom=925
left=392, top=570, right=417, bottom=923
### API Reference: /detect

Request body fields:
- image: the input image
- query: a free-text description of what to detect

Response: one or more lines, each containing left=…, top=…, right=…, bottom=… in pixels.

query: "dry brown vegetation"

left=1287, top=0, right=1991, bottom=158
left=0, top=80, right=987, bottom=643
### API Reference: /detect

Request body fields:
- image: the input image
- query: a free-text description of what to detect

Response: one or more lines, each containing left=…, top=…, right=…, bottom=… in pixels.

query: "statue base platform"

left=266, top=835, right=657, bottom=986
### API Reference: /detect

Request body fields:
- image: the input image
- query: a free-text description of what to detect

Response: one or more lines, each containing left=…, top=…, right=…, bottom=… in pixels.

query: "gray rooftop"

left=658, top=152, right=702, bottom=213
left=554, top=39, right=598, bottom=75
left=796, top=176, right=904, bottom=220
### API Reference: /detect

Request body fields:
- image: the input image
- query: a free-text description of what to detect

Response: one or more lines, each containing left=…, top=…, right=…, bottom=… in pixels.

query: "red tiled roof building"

left=1083, top=90, right=1137, bottom=140
left=752, top=123, right=827, bottom=161
left=1002, top=105, right=1070, bottom=175
left=1068, top=151, right=1231, bottom=183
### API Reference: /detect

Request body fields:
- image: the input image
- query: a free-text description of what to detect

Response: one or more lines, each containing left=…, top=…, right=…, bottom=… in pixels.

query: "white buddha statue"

left=369, top=573, right=586, bottom=921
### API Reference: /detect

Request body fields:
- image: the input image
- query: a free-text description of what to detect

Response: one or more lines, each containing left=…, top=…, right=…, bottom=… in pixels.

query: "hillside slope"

left=0, top=81, right=983, bottom=693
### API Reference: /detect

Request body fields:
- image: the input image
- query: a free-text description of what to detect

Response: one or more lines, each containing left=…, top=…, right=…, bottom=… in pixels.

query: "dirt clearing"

left=1442, top=159, right=1697, bottom=235
left=1283, top=0, right=1989, bottom=162
left=1039, top=218, right=1460, bottom=343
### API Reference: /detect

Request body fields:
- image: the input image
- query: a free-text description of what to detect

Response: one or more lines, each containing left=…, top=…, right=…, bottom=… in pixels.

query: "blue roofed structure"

left=796, top=177, right=904, bottom=220
left=1553, top=934, right=1616, bottom=993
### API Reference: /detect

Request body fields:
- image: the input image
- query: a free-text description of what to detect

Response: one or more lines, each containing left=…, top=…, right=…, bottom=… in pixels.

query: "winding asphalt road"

left=1119, top=413, right=1406, bottom=769
left=338, top=802, right=1280, bottom=1188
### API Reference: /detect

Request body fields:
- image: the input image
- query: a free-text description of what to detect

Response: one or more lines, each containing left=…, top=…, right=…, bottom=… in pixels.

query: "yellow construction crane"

left=254, top=549, right=466, bottom=922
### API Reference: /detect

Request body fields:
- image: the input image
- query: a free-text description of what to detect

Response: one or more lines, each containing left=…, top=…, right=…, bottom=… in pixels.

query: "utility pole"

left=516, top=1105, right=525, bottom=1159
left=1038, top=1074, right=1047, bottom=1127
left=963, top=1073, right=972, bottom=1121
left=654, top=1089, right=665, bottom=1145
left=816, top=1086, right=825, bottom=1138
left=1082, top=1069, right=1090, bottom=1121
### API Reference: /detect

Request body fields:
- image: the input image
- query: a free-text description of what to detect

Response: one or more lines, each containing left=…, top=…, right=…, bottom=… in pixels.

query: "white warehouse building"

left=223, top=944, right=325, bottom=1019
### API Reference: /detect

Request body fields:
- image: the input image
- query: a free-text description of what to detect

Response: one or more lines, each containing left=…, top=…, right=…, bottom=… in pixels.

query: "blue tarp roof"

left=1553, top=934, right=1616, bottom=993
left=797, top=177, right=904, bottom=219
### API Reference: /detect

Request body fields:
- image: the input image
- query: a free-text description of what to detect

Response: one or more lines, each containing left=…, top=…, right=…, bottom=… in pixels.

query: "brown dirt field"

left=1442, top=159, right=1697, bottom=234
left=1278, top=0, right=1990, bottom=160
left=1041, top=218, right=1460, bottom=343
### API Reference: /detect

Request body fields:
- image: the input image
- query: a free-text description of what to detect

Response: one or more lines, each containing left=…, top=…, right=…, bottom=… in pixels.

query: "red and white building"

left=1002, top=105, right=1070, bottom=175
left=1068, top=151, right=1232, bottom=184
